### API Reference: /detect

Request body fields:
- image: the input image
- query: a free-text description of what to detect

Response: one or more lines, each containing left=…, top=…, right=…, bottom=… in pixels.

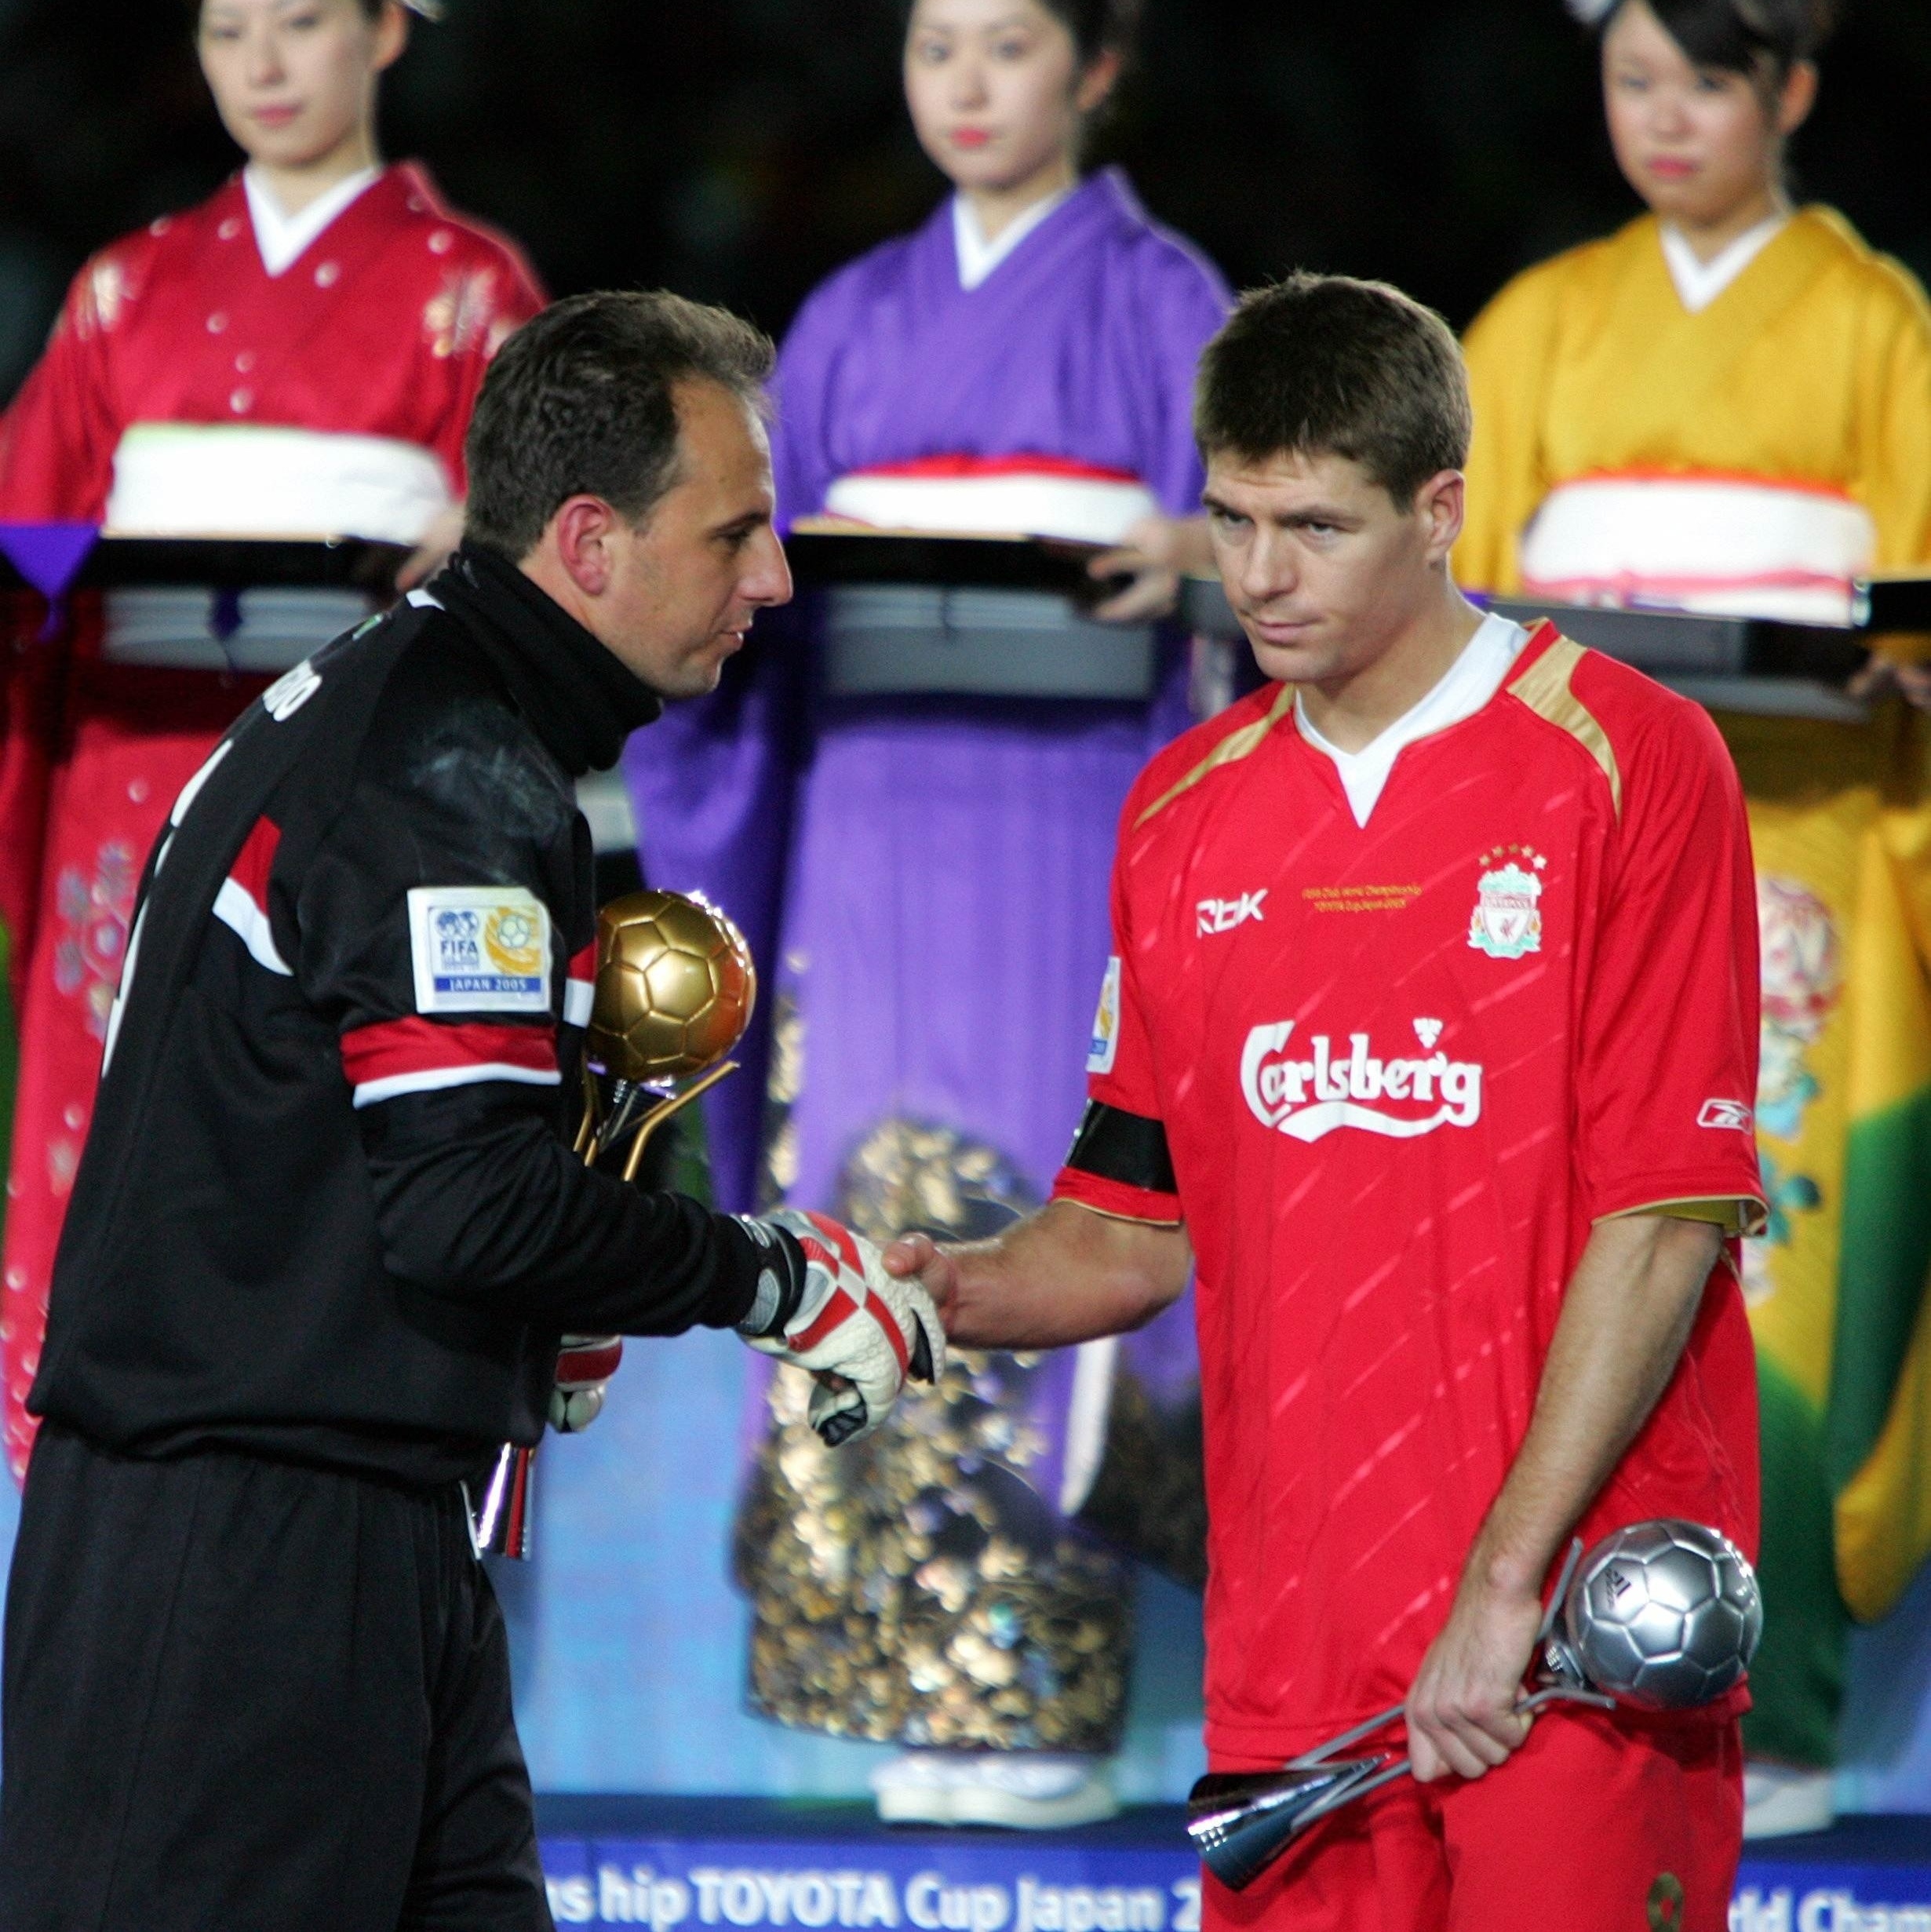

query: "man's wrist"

left=731, top=1216, right=805, bottom=1338
left=1463, top=1507, right=1565, bottom=1605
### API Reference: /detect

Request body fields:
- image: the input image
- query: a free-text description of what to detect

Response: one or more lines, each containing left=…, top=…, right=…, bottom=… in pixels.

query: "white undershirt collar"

left=1660, top=212, right=1787, bottom=315
left=1296, top=613, right=1531, bottom=827
left=244, top=163, right=381, bottom=278
left=952, top=185, right=1073, bottom=291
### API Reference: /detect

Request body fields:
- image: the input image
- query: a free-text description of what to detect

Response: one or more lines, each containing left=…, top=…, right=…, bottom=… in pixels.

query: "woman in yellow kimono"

left=1458, top=0, right=1931, bottom=1836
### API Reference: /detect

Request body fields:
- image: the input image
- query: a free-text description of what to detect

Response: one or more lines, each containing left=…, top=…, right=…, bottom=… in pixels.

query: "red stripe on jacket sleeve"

left=229, top=815, right=282, bottom=909
left=340, top=1016, right=560, bottom=1106
left=563, top=939, right=596, bottom=1027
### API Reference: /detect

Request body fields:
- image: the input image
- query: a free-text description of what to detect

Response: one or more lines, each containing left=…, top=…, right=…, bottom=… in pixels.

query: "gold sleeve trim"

left=1133, top=683, right=1297, bottom=829
left=1506, top=636, right=1623, bottom=820
left=1595, top=1195, right=1769, bottom=1238
left=1061, top=1198, right=1186, bottom=1230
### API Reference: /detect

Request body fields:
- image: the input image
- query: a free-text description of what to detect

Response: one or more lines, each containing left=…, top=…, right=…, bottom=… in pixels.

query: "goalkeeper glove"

left=734, top=1208, right=945, bottom=1445
left=549, top=1334, right=623, bottom=1433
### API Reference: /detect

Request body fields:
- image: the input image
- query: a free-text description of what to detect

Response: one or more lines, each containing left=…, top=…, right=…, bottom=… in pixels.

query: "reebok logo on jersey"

left=1198, top=890, right=1266, bottom=936
left=1697, top=1099, right=1754, bottom=1132
left=1241, top=1019, right=1483, bottom=1141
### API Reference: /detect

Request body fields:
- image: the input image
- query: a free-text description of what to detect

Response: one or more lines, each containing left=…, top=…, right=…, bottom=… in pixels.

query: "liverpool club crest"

left=1467, top=846, right=1547, bottom=959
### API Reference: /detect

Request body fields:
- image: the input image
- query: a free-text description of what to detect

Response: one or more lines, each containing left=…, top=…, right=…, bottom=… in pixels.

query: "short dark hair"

left=900, top=0, right=1139, bottom=65
left=464, top=290, right=774, bottom=560
left=1194, top=273, right=1472, bottom=508
left=1034, top=0, right=1139, bottom=64
left=1596, top=0, right=1835, bottom=84
left=195, top=0, right=392, bottom=21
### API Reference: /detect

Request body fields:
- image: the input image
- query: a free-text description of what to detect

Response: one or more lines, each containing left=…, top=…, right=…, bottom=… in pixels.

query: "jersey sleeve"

left=296, top=728, right=760, bottom=1337
left=0, top=248, right=130, bottom=521
left=1576, top=694, right=1768, bottom=1233
left=1853, top=255, right=1931, bottom=573
left=1051, top=823, right=1183, bottom=1225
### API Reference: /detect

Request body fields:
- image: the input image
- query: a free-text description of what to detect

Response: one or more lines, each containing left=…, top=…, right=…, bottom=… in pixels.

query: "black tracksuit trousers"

left=0, top=1426, right=552, bottom=1932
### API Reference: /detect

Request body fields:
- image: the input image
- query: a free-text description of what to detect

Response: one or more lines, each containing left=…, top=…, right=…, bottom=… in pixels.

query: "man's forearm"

left=1405, top=1211, right=1726, bottom=1779
left=943, top=1200, right=1192, bottom=1350
left=1470, top=1212, right=1724, bottom=1595
left=362, top=1088, right=760, bottom=1334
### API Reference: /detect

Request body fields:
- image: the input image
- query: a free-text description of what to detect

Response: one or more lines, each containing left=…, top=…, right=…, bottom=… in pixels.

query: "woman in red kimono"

left=0, top=0, right=545, bottom=1478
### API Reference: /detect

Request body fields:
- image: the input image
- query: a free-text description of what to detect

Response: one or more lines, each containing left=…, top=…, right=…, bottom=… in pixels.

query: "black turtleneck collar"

left=432, top=542, right=662, bottom=777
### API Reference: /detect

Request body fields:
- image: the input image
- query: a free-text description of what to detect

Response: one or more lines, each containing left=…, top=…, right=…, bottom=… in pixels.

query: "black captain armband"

left=1063, top=1101, right=1176, bottom=1194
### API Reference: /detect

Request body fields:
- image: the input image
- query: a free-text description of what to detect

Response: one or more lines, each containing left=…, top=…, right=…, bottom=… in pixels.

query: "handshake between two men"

left=553, top=1206, right=945, bottom=1449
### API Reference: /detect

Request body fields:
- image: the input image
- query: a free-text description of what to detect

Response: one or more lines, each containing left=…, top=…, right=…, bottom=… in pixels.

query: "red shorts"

left=1204, top=1709, right=1742, bottom=1932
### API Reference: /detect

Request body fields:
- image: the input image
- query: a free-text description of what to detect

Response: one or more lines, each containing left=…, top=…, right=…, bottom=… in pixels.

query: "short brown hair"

left=465, top=290, right=774, bottom=561
left=1194, top=272, right=1472, bottom=508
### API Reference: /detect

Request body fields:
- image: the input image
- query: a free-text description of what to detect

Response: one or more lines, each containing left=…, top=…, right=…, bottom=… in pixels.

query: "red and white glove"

left=549, top=1334, right=623, bottom=1433
left=736, top=1208, right=945, bottom=1446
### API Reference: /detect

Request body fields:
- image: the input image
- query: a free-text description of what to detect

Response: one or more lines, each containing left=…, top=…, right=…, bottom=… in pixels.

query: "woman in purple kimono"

left=628, top=0, right=1228, bottom=1827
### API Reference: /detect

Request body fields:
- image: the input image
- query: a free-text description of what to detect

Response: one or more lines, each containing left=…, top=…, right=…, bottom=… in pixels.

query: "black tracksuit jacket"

left=29, top=544, right=765, bottom=1489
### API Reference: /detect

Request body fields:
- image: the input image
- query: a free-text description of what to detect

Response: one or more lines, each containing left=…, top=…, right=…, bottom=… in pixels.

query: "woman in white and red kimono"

left=0, top=0, right=545, bottom=1480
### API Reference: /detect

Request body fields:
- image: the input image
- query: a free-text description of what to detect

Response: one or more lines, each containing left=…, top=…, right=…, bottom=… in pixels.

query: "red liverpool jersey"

left=1054, top=621, right=1766, bottom=1762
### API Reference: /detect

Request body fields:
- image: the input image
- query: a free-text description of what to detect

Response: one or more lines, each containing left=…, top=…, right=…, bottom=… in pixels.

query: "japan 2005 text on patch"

left=407, top=886, right=552, bottom=1015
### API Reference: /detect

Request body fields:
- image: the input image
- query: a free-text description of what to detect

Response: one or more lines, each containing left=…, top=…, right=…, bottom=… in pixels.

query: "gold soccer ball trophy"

left=473, top=890, right=757, bottom=1559
left=574, top=890, right=758, bottom=1177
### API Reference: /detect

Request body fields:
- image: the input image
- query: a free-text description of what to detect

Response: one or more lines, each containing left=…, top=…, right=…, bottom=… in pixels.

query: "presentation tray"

left=0, top=531, right=410, bottom=595
left=785, top=530, right=1113, bottom=602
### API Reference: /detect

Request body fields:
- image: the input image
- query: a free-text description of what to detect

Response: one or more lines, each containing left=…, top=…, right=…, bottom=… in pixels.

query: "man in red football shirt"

left=885, top=273, right=1765, bottom=1930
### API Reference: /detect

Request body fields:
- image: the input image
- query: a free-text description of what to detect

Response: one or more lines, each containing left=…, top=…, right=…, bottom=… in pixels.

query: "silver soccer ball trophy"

left=1186, top=1519, right=1762, bottom=1891
left=1546, top=1518, right=1762, bottom=1711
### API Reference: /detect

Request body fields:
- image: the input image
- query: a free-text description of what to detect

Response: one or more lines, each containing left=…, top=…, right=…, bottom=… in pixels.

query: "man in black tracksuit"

left=0, top=293, right=942, bottom=1932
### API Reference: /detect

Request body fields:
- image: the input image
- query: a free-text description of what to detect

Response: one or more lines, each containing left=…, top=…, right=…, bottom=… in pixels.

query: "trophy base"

left=872, top=1752, right=1119, bottom=1831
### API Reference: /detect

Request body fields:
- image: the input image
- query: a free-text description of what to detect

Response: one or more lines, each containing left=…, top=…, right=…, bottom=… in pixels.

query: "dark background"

left=2, top=0, right=1929, bottom=405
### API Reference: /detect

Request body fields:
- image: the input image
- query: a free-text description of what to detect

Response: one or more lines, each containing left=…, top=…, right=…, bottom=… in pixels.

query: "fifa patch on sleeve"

left=1088, top=957, right=1122, bottom=1075
left=408, top=887, right=552, bottom=1015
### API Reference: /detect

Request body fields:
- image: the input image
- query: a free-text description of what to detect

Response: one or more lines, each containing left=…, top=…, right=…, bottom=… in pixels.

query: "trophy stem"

left=588, top=1080, right=645, bottom=1165
left=1289, top=1701, right=1405, bottom=1766
left=618, top=1061, right=739, bottom=1183
left=571, top=1061, right=599, bottom=1157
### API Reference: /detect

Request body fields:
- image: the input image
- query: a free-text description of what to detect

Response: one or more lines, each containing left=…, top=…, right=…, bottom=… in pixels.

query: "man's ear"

left=373, top=2, right=410, bottom=73
left=1075, top=47, right=1123, bottom=117
left=547, top=496, right=623, bottom=598
left=1414, top=469, right=1466, bottom=564
left=1777, top=60, right=1818, bottom=140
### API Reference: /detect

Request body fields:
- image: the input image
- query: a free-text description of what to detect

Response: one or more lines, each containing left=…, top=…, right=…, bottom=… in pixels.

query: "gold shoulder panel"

left=1133, top=683, right=1297, bottom=830
left=1598, top=1195, right=1770, bottom=1239
left=1506, top=636, right=1623, bottom=820
left=1062, top=1197, right=1186, bottom=1230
